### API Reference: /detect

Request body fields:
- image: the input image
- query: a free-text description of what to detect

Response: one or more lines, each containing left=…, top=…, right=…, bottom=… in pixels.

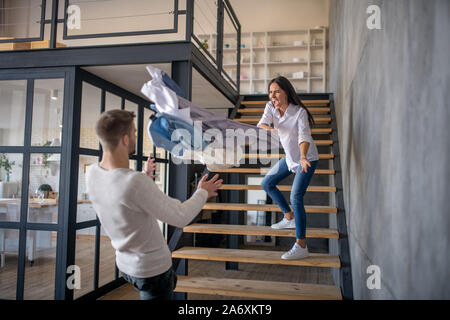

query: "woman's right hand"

left=197, top=173, right=223, bottom=199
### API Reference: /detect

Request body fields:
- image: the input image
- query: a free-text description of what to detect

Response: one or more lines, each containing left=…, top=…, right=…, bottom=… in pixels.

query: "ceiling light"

left=51, top=89, right=58, bottom=101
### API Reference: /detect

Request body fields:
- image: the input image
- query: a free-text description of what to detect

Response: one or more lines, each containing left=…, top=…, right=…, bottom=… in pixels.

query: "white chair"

left=5, top=203, right=37, bottom=266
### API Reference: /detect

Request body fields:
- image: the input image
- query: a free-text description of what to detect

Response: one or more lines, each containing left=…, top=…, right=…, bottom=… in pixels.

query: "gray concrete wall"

left=328, top=0, right=450, bottom=299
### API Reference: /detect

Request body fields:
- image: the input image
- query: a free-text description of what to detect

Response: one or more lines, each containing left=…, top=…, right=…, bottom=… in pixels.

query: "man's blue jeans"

left=261, top=156, right=318, bottom=239
left=121, top=267, right=177, bottom=300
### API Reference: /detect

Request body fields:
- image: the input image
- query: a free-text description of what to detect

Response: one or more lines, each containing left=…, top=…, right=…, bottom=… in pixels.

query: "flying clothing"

left=147, top=107, right=211, bottom=157
left=141, top=66, right=280, bottom=170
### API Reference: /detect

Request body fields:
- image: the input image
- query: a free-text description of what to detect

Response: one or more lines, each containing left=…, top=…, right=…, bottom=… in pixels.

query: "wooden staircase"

left=172, top=96, right=346, bottom=300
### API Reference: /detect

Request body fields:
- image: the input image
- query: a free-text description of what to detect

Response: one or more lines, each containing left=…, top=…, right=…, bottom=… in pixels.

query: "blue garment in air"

left=162, top=73, right=185, bottom=98
left=147, top=108, right=212, bottom=157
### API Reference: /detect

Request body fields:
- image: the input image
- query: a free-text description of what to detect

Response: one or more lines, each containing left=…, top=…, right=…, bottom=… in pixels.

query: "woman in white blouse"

left=257, top=76, right=319, bottom=260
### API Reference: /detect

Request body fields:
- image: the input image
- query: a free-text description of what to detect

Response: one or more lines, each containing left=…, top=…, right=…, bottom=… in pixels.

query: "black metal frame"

left=62, top=0, right=182, bottom=40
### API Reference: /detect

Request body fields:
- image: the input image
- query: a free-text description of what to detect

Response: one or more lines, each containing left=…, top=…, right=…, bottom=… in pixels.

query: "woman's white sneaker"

left=271, top=217, right=296, bottom=229
left=281, top=243, right=309, bottom=260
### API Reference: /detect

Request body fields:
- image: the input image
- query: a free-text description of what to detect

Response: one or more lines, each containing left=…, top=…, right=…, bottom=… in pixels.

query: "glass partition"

left=74, top=226, right=96, bottom=299
left=28, top=153, right=60, bottom=224
left=23, top=230, right=57, bottom=299
left=77, top=155, right=99, bottom=223
left=65, top=0, right=178, bottom=38
left=105, top=92, right=122, bottom=112
left=222, top=3, right=239, bottom=88
left=98, top=226, right=116, bottom=288
left=0, top=228, right=19, bottom=299
left=0, top=80, right=27, bottom=146
left=31, top=79, right=64, bottom=147
left=0, top=153, right=23, bottom=222
left=193, top=0, right=218, bottom=66
left=0, top=0, right=45, bottom=42
left=80, top=82, right=101, bottom=150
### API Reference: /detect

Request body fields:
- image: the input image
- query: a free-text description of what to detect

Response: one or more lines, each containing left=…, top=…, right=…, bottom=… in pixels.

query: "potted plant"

left=0, top=153, right=15, bottom=182
left=37, top=184, right=53, bottom=199
left=201, top=39, right=209, bottom=50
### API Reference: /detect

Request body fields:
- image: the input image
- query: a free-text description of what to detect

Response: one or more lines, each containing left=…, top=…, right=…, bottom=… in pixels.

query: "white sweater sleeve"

left=129, top=173, right=209, bottom=228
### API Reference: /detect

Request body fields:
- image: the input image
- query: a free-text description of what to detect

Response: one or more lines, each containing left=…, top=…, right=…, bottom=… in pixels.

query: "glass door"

left=0, top=72, right=67, bottom=300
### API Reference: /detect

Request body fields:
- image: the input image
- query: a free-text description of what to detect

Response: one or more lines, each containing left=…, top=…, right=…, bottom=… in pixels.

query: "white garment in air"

left=257, top=102, right=319, bottom=172
left=141, top=65, right=192, bottom=124
left=86, top=164, right=208, bottom=278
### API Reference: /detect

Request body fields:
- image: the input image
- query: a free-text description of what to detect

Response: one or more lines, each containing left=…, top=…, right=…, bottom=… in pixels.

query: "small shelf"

left=224, top=61, right=315, bottom=68
left=267, top=45, right=308, bottom=50
left=212, top=45, right=323, bottom=52
left=267, top=61, right=308, bottom=66
left=267, top=30, right=309, bottom=35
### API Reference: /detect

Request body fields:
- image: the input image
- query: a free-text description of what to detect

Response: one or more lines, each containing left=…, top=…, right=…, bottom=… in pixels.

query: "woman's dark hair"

left=268, top=76, right=315, bottom=127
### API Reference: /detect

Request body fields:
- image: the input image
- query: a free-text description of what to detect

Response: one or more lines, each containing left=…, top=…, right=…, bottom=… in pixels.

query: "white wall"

left=229, top=0, right=329, bottom=32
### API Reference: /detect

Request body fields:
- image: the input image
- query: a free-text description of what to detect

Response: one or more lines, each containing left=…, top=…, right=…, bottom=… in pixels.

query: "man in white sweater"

left=86, top=109, right=222, bottom=300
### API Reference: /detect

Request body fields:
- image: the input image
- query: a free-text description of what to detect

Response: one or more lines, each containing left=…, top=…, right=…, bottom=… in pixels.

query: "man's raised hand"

left=197, top=173, right=223, bottom=199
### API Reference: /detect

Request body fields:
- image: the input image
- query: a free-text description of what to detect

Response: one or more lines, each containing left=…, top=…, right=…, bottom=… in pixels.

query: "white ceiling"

left=82, top=64, right=234, bottom=110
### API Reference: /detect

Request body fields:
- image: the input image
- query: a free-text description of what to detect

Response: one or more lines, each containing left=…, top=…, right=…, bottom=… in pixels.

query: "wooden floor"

left=1, top=237, right=334, bottom=300
left=0, top=236, right=116, bottom=300
left=100, top=245, right=334, bottom=300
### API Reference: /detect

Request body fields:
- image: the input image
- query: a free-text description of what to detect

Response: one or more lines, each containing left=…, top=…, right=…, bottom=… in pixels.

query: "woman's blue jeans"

left=261, top=156, right=318, bottom=240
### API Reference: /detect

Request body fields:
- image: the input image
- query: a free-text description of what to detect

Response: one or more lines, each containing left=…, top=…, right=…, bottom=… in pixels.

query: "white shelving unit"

left=196, top=28, right=327, bottom=94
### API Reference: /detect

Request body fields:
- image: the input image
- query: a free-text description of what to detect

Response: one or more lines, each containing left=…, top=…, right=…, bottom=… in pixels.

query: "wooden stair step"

left=244, top=139, right=332, bottom=146
left=244, top=153, right=334, bottom=159
left=175, top=276, right=342, bottom=300
left=311, top=128, right=332, bottom=134
left=236, top=116, right=331, bottom=124
left=203, top=203, right=338, bottom=214
left=211, top=168, right=336, bottom=175
left=184, top=223, right=339, bottom=239
left=245, top=128, right=333, bottom=134
left=316, top=139, right=334, bottom=145
left=243, top=139, right=333, bottom=147
left=219, top=184, right=336, bottom=192
left=172, top=247, right=341, bottom=268
left=243, top=139, right=333, bottom=146
left=312, top=139, right=335, bottom=146
left=242, top=100, right=330, bottom=107
left=238, top=107, right=330, bottom=115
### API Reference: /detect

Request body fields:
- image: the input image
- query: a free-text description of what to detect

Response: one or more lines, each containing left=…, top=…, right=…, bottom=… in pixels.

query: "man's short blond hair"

left=95, top=109, right=136, bottom=151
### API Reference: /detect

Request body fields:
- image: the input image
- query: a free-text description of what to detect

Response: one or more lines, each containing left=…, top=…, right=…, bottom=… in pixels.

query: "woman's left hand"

left=300, top=157, right=311, bottom=173
left=144, top=157, right=158, bottom=178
